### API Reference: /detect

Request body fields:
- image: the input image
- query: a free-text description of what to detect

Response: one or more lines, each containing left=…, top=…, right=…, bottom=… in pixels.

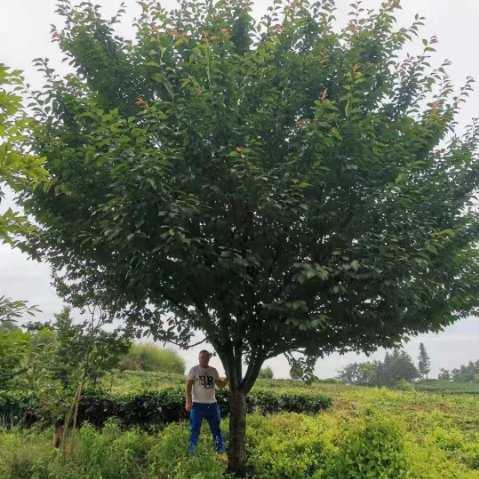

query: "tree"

left=0, top=63, right=48, bottom=243
left=451, top=360, right=479, bottom=382
left=258, top=366, right=274, bottom=379
left=19, top=1, right=479, bottom=474
left=380, top=348, right=419, bottom=386
left=337, top=360, right=381, bottom=386
left=0, top=64, right=48, bottom=325
left=45, top=307, right=131, bottom=389
left=289, top=364, right=303, bottom=381
left=338, top=349, right=418, bottom=387
left=27, top=307, right=131, bottom=452
left=438, top=368, right=450, bottom=380
left=417, top=342, right=431, bottom=379
left=0, top=325, right=29, bottom=390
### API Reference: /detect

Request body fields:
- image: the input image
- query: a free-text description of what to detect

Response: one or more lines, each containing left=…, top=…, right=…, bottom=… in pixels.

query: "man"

left=185, top=349, right=228, bottom=455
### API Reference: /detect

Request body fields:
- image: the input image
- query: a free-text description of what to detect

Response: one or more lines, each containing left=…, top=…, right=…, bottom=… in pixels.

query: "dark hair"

left=199, top=349, right=211, bottom=356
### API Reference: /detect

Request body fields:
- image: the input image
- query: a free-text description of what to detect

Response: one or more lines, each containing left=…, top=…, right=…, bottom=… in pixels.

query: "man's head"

left=198, top=349, right=211, bottom=367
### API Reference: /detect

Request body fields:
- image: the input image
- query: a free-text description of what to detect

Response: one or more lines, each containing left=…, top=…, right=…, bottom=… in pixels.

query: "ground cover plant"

left=1, top=379, right=479, bottom=479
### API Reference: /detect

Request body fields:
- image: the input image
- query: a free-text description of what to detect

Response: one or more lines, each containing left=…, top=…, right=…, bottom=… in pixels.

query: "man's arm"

left=185, top=379, right=194, bottom=411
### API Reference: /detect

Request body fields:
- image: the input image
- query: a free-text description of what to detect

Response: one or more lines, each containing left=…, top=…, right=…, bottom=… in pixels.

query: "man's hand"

left=185, top=378, right=194, bottom=412
left=216, top=376, right=229, bottom=389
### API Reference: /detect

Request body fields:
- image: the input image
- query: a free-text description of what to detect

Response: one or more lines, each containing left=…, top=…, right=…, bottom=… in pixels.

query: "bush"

left=1, top=387, right=332, bottom=429
left=0, top=426, right=52, bottom=479
left=50, top=419, right=154, bottom=479
left=0, top=420, right=155, bottom=479
left=148, top=422, right=227, bottom=479
left=250, top=389, right=332, bottom=415
left=394, top=379, right=416, bottom=391
left=247, top=413, right=334, bottom=478
left=118, top=343, right=185, bottom=374
left=0, top=390, right=39, bottom=428
left=430, top=427, right=479, bottom=471
left=327, top=413, right=411, bottom=479
left=0, top=328, right=29, bottom=390
left=258, top=367, right=274, bottom=379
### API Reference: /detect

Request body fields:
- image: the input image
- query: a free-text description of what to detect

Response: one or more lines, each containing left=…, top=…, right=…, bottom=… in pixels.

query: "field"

left=1, top=372, right=479, bottom=478
left=415, top=380, right=479, bottom=395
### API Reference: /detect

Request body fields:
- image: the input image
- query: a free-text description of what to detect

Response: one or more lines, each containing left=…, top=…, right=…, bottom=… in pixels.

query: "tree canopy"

left=337, top=348, right=419, bottom=386
left=0, top=64, right=48, bottom=324
left=417, top=342, right=431, bottom=379
left=0, top=63, right=48, bottom=243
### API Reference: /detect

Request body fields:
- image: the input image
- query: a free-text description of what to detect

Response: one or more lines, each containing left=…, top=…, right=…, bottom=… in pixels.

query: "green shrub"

left=60, top=418, right=152, bottom=479
left=118, top=343, right=185, bottom=374
left=1, top=386, right=331, bottom=429
left=394, top=379, right=415, bottom=391
left=327, top=413, right=411, bottom=479
left=430, top=427, right=479, bottom=471
left=0, top=426, right=52, bottom=479
left=258, top=367, right=274, bottom=379
left=0, top=328, right=29, bottom=390
left=0, top=390, right=39, bottom=427
left=465, top=439, right=479, bottom=470
left=148, top=422, right=228, bottom=478
left=247, top=413, right=334, bottom=478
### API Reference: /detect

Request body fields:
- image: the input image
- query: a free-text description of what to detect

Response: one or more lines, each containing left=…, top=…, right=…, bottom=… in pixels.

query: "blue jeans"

left=188, top=402, right=225, bottom=453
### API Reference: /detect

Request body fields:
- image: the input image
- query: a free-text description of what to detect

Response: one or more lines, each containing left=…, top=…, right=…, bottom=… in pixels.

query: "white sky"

left=1, top=0, right=478, bottom=378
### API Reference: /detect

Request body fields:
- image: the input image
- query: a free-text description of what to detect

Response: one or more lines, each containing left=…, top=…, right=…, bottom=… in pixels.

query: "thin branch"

left=165, top=336, right=209, bottom=350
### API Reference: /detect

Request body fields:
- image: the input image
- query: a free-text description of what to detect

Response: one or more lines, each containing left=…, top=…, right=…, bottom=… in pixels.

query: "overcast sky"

left=1, top=0, right=478, bottom=378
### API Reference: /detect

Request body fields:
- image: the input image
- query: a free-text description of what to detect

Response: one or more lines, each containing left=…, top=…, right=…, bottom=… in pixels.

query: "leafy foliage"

left=0, top=308, right=130, bottom=425
left=0, top=296, right=40, bottom=326
left=438, top=360, right=479, bottom=383
left=118, top=342, right=185, bottom=374
left=20, top=0, right=479, bottom=393
left=0, top=386, right=332, bottom=429
left=0, top=64, right=48, bottom=243
left=0, top=327, right=29, bottom=390
left=258, top=367, right=273, bottom=379
left=2, top=400, right=479, bottom=479
left=337, top=348, right=419, bottom=386
left=326, top=412, right=411, bottom=479
left=418, top=342, right=431, bottom=379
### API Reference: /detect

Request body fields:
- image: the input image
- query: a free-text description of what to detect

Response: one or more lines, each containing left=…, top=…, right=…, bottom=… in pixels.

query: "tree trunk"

left=228, top=389, right=248, bottom=477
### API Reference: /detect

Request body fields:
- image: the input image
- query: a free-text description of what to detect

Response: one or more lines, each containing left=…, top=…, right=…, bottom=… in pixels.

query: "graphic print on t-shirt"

left=189, top=365, right=218, bottom=403
left=199, top=374, right=215, bottom=389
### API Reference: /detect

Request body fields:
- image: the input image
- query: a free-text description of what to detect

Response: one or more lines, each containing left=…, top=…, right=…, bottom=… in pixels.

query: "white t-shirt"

left=187, top=365, right=220, bottom=403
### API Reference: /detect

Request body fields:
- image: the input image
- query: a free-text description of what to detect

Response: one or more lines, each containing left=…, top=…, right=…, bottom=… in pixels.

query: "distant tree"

left=451, top=360, right=479, bottom=383
left=338, top=349, right=419, bottom=387
left=337, top=360, right=381, bottom=386
left=438, top=368, right=450, bottom=380
left=417, top=343, right=431, bottom=379
left=289, top=365, right=303, bottom=381
left=381, top=348, right=419, bottom=386
left=118, top=342, right=185, bottom=374
left=258, top=366, right=274, bottom=379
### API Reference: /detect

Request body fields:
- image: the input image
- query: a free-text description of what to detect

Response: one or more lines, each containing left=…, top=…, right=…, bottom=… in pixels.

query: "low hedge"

left=0, top=387, right=331, bottom=429
left=0, top=390, right=39, bottom=427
